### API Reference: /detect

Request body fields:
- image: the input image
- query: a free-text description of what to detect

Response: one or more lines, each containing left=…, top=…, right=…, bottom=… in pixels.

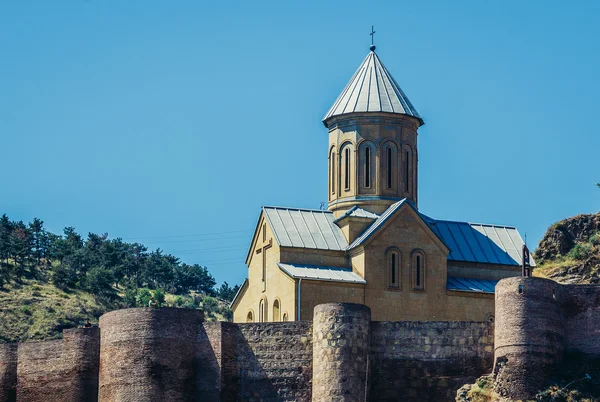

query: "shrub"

left=153, top=289, right=165, bottom=307
left=123, top=286, right=137, bottom=307
left=589, top=232, right=600, bottom=246
left=174, top=296, right=184, bottom=307
left=567, top=243, right=593, bottom=260
left=136, top=288, right=152, bottom=307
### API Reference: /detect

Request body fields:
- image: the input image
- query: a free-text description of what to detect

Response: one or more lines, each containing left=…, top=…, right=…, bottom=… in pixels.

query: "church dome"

left=323, top=48, right=423, bottom=127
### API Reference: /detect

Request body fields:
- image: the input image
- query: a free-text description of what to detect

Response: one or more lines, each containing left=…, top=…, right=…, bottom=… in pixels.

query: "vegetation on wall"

left=0, top=213, right=239, bottom=342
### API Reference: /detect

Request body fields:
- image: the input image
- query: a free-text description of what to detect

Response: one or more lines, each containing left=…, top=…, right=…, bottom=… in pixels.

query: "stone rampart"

left=370, top=321, right=494, bottom=402
left=312, top=303, right=371, bottom=402
left=0, top=343, right=17, bottom=402
left=98, top=307, right=204, bottom=402
left=492, top=277, right=600, bottom=400
left=1, top=284, right=598, bottom=402
left=16, top=327, right=100, bottom=402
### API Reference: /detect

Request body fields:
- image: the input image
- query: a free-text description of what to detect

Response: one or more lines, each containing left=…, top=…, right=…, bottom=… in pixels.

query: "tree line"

left=0, top=214, right=239, bottom=302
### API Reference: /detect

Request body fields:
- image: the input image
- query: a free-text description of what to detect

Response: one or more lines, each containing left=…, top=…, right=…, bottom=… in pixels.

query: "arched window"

left=387, top=147, right=392, bottom=189
left=387, top=248, right=401, bottom=289
left=412, top=250, right=425, bottom=290
left=345, top=148, right=350, bottom=190
left=404, top=150, right=410, bottom=192
left=365, top=146, right=371, bottom=188
left=282, top=313, right=288, bottom=322
left=329, top=147, right=336, bottom=195
left=259, top=298, right=267, bottom=322
left=247, top=311, right=253, bottom=323
left=273, top=299, right=280, bottom=322
left=340, top=143, right=353, bottom=192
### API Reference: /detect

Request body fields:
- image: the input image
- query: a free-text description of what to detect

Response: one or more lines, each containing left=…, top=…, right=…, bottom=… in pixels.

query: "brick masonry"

left=370, top=321, right=494, bottom=402
left=0, top=282, right=598, bottom=402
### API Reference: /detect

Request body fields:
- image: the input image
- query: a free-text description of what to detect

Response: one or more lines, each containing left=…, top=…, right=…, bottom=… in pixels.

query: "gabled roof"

left=332, top=205, right=379, bottom=224
left=323, top=48, right=423, bottom=126
left=422, top=217, right=535, bottom=267
left=263, top=206, right=348, bottom=251
left=347, top=199, right=423, bottom=249
left=278, top=263, right=366, bottom=284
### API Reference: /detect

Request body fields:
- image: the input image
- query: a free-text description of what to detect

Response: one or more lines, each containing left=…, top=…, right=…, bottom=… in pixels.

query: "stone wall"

left=17, top=327, right=100, bottom=402
left=563, top=284, right=600, bottom=356
left=234, top=321, right=313, bottom=402
left=0, top=343, right=17, bottom=402
left=370, top=321, right=494, bottom=402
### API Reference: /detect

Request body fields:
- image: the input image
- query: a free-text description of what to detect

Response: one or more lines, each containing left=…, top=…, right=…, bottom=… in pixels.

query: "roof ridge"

left=262, top=205, right=333, bottom=214
left=429, top=218, right=517, bottom=229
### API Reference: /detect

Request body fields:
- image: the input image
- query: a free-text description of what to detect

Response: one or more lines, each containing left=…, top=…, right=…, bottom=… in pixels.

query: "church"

left=231, top=43, right=533, bottom=323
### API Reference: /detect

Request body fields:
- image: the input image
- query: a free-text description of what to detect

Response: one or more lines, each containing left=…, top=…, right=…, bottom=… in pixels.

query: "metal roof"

left=333, top=205, right=379, bottom=223
left=425, top=219, right=535, bottom=267
left=323, top=49, right=423, bottom=126
left=447, top=277, right=498, bottom=294
left=278, top=263, right=366, bottom=284
left=263, top=206, right=348, bottom=251
left=347, top=199, right=411, bottom=249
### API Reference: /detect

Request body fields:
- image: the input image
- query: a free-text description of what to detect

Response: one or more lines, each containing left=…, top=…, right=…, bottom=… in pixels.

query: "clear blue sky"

left=1, top=0, right=599, bottom=287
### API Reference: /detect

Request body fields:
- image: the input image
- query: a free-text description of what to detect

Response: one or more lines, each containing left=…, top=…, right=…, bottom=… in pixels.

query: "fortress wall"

left=563, top=284, right=600, bottom=356
left=493, top=277, right=565, bottom=401
left=369, top=321, right=494, bottom=402
left=98, top=307, right=204, bottom=402
left=312, top=303, right=371, bottom=402
left=235, top=321, right=313, bottom=402
left=16, top=327, right=100, bottom=402
left=0, top=343, right=17, bottom=402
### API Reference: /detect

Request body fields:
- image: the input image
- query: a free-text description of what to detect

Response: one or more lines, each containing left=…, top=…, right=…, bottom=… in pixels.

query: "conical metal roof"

left=323, top=48, right=423, bottom=126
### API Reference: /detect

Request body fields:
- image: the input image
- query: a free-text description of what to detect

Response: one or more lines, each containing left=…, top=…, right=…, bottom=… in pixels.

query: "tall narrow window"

left=412, top=251, right=425, bottom=290
left=391, top=253, right=396, bottom=284
left=273, top=299, right=280, bottom=322
left=365, top=147, right=371, bottom=188
left=344, top=148, right=350, bottom=190
left=330, top=149, right=336, bottom=195
left=387, top=147, right=392, bottom=189
left=405, top=150, right=410, bottom=192
left=259, top=299, right=264, bottom=322
left=247, top=311, right=253, bottom=323
left=387, top=249, right=400, bottom=289
left=416, top=256, right=421, bottom=287
left=282, top=313, right=288, bottom=322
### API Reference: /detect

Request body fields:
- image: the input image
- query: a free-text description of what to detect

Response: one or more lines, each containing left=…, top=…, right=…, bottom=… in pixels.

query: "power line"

left=120, top=229, right=251, bottom=241
left=142, top=234, right=250, bottom=245
left=167, top=244, right=249, bottom=254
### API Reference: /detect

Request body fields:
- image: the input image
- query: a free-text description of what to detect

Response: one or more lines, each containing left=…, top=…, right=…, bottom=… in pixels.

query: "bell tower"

left=323, top=45, right=424, bottom=217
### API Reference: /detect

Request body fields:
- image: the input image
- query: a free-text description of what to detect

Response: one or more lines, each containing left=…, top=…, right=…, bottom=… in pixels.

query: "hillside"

left=0, top=213, right=238, bottom=343
left=534, top=212, right=600, bottom=284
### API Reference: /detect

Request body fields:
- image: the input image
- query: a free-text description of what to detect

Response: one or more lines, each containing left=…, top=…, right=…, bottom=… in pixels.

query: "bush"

left=136, top=288, right=152, bottom=307
left=52, top=265, right=76, bottom=290
left=589, top=232, right=600, bottom=246
left=174, top=296, right=184, bottom=307
left=86, top=267, right=116, bottom=298
left=123, top=286, right=137, bottom=307
left=568, top=243, right=593, bottom=260
left=153, top=289, right=165, bottom=307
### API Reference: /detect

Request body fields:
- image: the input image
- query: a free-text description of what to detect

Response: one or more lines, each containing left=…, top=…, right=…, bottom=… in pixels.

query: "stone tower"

left=324, top=45, right=424, bottom=217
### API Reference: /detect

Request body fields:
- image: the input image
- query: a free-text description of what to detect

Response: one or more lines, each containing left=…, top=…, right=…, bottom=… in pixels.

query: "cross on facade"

left=256, top=223, right=272, bottom=292
left=370, top=26, right=376, bottom=46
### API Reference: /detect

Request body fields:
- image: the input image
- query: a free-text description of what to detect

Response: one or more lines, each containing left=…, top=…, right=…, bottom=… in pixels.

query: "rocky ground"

left=457, top=212, right=600, bottom=402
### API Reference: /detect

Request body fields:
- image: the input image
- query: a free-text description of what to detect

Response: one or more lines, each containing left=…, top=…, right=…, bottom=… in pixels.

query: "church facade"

left=231, top=45, right=533, bottom=323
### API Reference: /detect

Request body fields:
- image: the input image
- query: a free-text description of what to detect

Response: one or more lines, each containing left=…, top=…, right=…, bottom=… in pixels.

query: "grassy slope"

left=0, top=278, right=230, bottom=343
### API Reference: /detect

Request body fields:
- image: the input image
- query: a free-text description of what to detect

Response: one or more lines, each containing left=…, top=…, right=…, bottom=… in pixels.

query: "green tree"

left=85, top=266, right=116, bottom=298
left=136, top=288, right=152, bottom=307
left=29, top=218, right=44, bottom=266
left=216, top=282, right=240, bottom=302
left=0, top=214, right=12, bottom=266
left=153, top=289, right=166, bottom=307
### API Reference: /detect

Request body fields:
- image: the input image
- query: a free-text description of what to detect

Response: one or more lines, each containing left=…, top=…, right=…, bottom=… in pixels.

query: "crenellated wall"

left=0, top=283, right=598, bottom=402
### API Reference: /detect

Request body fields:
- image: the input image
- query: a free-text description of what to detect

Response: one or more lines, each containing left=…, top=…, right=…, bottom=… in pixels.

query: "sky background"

left=1, top=0, right=599, bottom=287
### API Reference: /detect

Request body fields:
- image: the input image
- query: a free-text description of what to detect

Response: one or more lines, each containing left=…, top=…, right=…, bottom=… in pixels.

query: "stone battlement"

left=0, top=277, right=598, bottom=401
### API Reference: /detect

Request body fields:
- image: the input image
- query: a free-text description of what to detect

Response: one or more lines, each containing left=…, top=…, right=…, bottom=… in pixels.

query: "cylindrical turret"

left=494, top=277, right=565, bottom=400
left=16, top=327, right=100, bottom=402
left=98, top=308, right=204, bottom=402
left=312, top=303, right=371, bottom=402
left=0, top=343, right=17, bottom=402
